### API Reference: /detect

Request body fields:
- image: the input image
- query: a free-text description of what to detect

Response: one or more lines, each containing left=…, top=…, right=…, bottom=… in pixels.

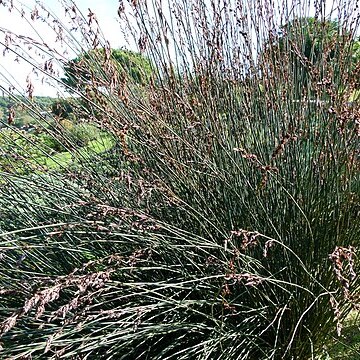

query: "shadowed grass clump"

left=0, top=0, right=359, bottom=359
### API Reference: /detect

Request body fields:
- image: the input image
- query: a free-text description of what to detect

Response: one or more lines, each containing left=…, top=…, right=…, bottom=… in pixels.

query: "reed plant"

left=0, top=0, right=359, bottom=359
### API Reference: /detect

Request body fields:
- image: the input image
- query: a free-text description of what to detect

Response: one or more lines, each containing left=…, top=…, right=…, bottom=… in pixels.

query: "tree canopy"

left=62, top=48, right=154, bottom=91
left=259, top=17, right=360, bottom=98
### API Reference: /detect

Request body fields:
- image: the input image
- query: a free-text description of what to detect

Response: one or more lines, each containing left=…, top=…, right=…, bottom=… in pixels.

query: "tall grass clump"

left=0, top=0, right=359, bottom=358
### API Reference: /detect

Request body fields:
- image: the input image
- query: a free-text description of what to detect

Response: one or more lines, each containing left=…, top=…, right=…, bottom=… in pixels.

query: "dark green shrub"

left=51, top=98, right=75, bottom=120
left=38, top=132, right=66, bottom=153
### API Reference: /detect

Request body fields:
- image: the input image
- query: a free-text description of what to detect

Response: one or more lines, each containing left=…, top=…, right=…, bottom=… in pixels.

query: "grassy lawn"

left=87, top=136, right=114, bottom=153
left=34, top=135, right=114, bottom=170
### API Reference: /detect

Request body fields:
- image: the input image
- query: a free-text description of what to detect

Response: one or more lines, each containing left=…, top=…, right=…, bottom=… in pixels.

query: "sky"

left=0, top=0, right=353, bottom=97
left=0, top=0, right=124, bottom=97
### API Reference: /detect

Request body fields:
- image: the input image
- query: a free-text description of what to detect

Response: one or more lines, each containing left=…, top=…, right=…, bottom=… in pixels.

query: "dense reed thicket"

left=0, top=0, right=359, bottom=359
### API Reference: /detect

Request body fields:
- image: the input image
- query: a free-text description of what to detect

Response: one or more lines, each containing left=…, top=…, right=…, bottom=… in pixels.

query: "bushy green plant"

left=38, top=132, right=66, bottom=153
left=0, top=128, right=46, bottom=174
left=51, top=98, right=75, bottom=120
left=66, top=122, right=99, bottom=146
left=0, top=1, right=359, bottom=359
left=62, top=48, right=154, bottom=91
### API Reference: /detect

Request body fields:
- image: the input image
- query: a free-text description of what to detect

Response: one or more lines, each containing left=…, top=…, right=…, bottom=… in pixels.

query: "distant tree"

left=62, top=48, right=154, bottom=92
left=284, top=18, right=343, bottom=60
left=51, top=98, right=75, bottom=119
left=259, top=17, right=360, bottom=98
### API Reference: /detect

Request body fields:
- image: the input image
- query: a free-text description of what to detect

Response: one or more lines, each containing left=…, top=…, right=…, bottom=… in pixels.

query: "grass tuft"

left=0, top=0, right=359, bottom=359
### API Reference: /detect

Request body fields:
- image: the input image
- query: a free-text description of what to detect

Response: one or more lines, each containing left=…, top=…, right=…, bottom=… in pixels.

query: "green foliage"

left=317, top=312, right=360, bottom=359
left=0, top=128, right=43, bottom=174
left=51, top=98, right=75, bottom=120
left=62, top=48, right=154, bottom=91
left=0, top=2, right=359, bottom=360
left=38, top=132, right=66, bottom=153
left=280, top=18, right=345, bottom=62
left=111, top=49, right=154, bottom=85
left=261, top=17, right=360, bottom=98
left=0, top=121, right=106, bottom=174
left=66, top=122, right=99, bottom=146
left=0, top=96, right=53, bottom=125
left=352, top=41, right=360, bottom=63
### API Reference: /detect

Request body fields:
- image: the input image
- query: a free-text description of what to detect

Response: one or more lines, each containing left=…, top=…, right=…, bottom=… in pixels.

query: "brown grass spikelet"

left=329, top=246, right=357, bottom=299
left=0, top=314, right=19, bottom=336
left=231, top=229, right=260, bottom=251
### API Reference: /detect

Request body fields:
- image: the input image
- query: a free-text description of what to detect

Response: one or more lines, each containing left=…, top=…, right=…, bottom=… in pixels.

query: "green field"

left=34, top=135, right=114, bottom=170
